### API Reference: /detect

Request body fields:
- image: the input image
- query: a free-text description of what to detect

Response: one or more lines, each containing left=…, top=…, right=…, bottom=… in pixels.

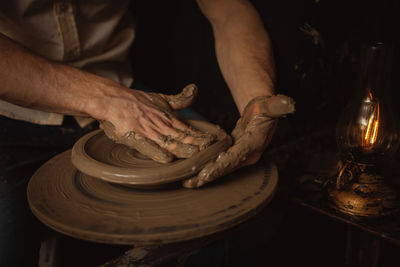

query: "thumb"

left=160, top=84, right=198, bottom=110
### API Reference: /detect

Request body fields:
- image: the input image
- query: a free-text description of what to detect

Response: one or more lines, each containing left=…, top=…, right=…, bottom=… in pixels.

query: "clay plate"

left=27, top=150, right=278, bottom=246
left=71, top=120, right=231, bottom=188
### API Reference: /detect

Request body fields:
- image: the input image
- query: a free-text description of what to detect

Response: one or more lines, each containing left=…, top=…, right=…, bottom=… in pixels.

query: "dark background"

left=128, top=0, right=400, bottom=266
left=131, top=0, right=400, bottom=134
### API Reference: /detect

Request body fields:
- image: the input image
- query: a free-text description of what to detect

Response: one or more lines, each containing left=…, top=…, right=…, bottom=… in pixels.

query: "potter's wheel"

left=27, top=150, right=278, bottom=245
left=71, top=120, right=232, bottom=188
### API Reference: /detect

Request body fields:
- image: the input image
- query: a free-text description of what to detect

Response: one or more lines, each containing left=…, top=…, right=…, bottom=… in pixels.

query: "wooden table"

left=267, top=125, right=400, bottom=267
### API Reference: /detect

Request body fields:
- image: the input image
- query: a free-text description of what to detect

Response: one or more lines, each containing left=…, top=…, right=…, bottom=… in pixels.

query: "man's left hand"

left=182, top=94, right=295, bottom=188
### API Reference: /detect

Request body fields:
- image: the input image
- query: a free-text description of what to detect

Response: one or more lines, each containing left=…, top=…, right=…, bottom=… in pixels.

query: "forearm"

left=0, top=34, right=218, bottom=162
left=197, top=0, right=275, bottom=114
left=0, top=33, right=129, bottom=119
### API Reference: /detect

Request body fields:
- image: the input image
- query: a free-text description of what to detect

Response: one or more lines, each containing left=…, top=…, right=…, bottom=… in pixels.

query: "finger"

left=139, top=114, right=214, bottom=156
left=182, top=127, right=270, bottom=188
left=100, top=120, right=174, bottom=163
left=242, top=95, right=295, bottom=124
left=146, top=92, right=174, bottom=113
left=159, top=84, right=198, bottom=110
left=176, top=133, right=216, bottom=150
left=145, top=112, right=216, bottom=150
left=141, top=87, right=214, bottom=149
left=182, top=145, right=246, bottom=188
left=166, top=128, right=216, bottom=151
left=232, top=113, right=275, bottom=147
left=120, top=119, right=198, bottom=159
left=171, top=118, right=216, bottom=150
left=245, top=114, right=275, bottom=134
left=265, top=95, right=296, bottom=118
left=231, top=117, right=245, bottom=141
left=153, top=134, right=200, bottom=159
left=123, top=132, right=174, bottom=163
left=232, top=95, right=290, bottom=141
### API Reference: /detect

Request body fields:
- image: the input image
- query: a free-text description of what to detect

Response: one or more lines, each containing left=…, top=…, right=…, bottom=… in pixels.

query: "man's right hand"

left=93, top=84, right=216, bottom=163
left=0, top=34, right=214, bottom=163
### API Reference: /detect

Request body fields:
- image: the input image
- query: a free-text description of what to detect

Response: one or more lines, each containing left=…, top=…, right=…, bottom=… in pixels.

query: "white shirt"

left=0, top=0, right=135, bottom=127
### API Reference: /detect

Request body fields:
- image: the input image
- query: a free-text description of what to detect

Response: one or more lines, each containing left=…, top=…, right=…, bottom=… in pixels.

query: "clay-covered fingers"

left=122, top=132, right=174, bottom=163
left=183, top=94, right=295, bottom=188
left=138, top=114, right=216, bottom=158
left=145, top=84, right=216, bottom=153
left=101, top=119, right=215, bottom=162
left=146, top=126, right=215, bottom=159
left=232, top=95, right=294, bottom=140
left=244, top=95, right=295, bottom=121
left=182, top=147, right=242, bottom=188
left=158, top=84, right=198, bottom=110
left=153, top=134, right=200, bottom=159
left=144, top=112, right=216, bottom=150
left=100, top=113, right=216, bottom=161
left=155, top=131, right=216, bottom=158
left=182, top=125, right=269, bottom=188
left=100, top=121, right=174, bottom=163
left=263, top=94, right=296, bottom=118
left=98, top=83, right=218, bottom=163
left=170, top=118, right=216, bottom=150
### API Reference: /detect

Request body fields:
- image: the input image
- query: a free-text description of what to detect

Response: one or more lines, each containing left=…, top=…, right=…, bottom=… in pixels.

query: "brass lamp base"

left=329, top=172, right=399, bottom=218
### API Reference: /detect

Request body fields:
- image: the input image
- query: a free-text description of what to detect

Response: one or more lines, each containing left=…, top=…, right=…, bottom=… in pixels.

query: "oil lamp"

left=329, top=42, right=400, bottom=217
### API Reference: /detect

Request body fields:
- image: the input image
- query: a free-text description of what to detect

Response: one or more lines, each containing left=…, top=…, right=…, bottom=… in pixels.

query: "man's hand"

left=0, top=33, right=215, bottom=163
left=183, top=95, right=295, bottom=188
left=97, top=84, right=216, bottom=163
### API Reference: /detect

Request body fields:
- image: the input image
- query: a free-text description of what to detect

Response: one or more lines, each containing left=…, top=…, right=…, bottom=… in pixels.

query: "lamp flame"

left=363, top=101, right=380, bottom=146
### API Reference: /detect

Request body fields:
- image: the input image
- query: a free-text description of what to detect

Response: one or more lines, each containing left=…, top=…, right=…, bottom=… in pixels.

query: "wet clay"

left=27, top=150, right=278, bottom=245
left=72, top=120, right=231, bottom=188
